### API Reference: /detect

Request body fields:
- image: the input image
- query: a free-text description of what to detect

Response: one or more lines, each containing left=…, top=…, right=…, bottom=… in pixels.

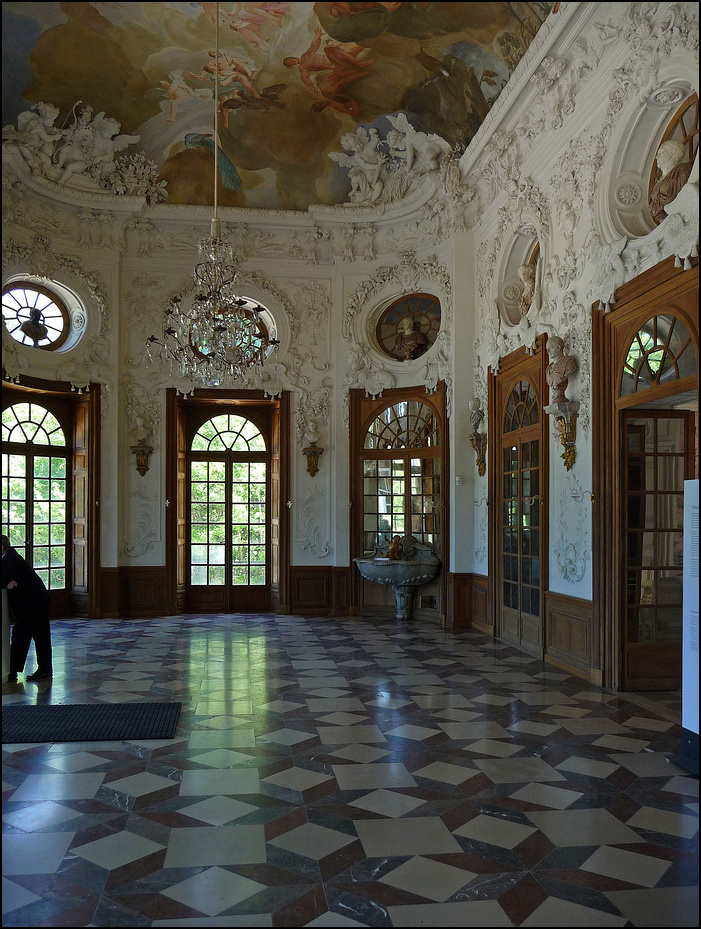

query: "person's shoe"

left=26, top=670, right=52, bottom=681
left=7, top=672, right=18, bottom=684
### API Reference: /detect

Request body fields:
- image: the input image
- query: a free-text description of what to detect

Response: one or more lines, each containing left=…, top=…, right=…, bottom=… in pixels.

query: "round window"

left=2, top=283, right=70, bottom=350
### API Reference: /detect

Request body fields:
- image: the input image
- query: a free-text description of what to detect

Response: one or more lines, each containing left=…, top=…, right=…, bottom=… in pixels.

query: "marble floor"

left=2, top=613, right=698, bottom=928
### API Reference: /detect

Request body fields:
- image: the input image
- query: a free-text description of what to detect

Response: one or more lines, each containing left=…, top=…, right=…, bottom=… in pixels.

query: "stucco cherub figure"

left=385, top=112, right=451, bottom=174
left=330, top=127, right=386, bottom=204
left=3, top=102, right=61, bottom=175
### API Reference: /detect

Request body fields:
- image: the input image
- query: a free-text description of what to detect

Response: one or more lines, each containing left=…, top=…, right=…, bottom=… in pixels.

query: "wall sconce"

left=131, top=444, right=153, bottom=476
left=545, top=334, right=580, bottom=471
left=130, top=415, right=153, bottom=477
left=303, top=441, right=324, bottom=477
left=469, top=432, right=487, bottom=476
left=555, top=410, right=578, bottom=470
left=469, top=398, right=487, bottom=476
left=545, top=400, right=579, bottom=471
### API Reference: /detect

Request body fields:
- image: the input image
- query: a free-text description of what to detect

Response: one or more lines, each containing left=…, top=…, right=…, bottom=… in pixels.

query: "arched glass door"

left=499, top=379, right=543, bottom=655
left=187, top=413, right=269, bottom=612
left=2, top=401, right=70, bottom=613
left=361, top=399, right=441, bottom=555
left=619, top=313, right=697, bottom=689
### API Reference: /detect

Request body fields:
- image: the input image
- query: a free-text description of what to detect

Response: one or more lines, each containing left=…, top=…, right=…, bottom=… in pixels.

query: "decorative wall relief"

left=124, top=218, right=165, bottom=258
left=473, top=496, right=488, bottom=564
left=328, top=118, right=452, bottom=208
left=122, top=488, right=161, bottom=558
left=663, top=182, right=700, bottom=270
left=586, top=233, right=627, bottom=312
left=422, top=330, right=453, bottom=417
left=2, top=235, right=113, bottom=396
left=561, top=292, right=591, bottom=435
left=555, top=471, right=591, bottom=584
left=77, top=209, right=115, bottom=250
left=123, top=375, right=160, bottom=441
left=298, top=485, right=332, bottom=559
left=344, top=249, right=453, bottom=343
left=343, top=346, right=396, bottom=402
left=289, top=225, right=331, bottom=265
left=296, top=384, right=331, bottom=447
left=286, top=280, right=330, bottom=345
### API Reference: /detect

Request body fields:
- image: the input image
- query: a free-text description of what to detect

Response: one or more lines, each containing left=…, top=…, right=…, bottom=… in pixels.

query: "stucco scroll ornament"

left=298, top=485, right=332, bottom=558
left=561, top=292, right=591, bottom=435
left=478, top=306, right=509, bottom=375
left=3, top=235, right=110, bottom=337
left=422, top=330, right=452, bottom=416
left=585, top=233, right=627, bottom=313
left=663, top=180, right=699, bottom=271
left=473, top=496, right=488, bottom=564
left=123, top=375, right=160, bottom=440
left=252, top=359, right=287, bottom=399
left=122, top=488, right=160, bottom=558
left=344, top=344, right=396, bottom=400
left=556, top=471, right=591, bottom=584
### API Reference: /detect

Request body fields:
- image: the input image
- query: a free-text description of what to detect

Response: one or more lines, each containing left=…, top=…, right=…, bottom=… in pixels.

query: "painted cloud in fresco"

left=1, top=2, right=552, bottom=209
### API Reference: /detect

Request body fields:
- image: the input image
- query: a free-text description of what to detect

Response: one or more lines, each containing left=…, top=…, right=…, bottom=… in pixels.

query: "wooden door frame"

left=592, top=256, right=699, bottom=691
left=1, top=376, right=101, bottom=617
left=348, top=382, right=449, bottom=616
left=488, top=335, right=549, bottom=653
left=166, top=388, right=290, bottom=615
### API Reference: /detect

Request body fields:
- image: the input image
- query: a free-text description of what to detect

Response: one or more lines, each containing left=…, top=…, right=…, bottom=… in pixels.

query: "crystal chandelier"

left=144, top=1, right=278, bottom=389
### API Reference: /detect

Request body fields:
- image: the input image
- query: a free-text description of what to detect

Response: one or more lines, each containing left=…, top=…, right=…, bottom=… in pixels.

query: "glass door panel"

left=231, top=460, right=267, bottom=586
left=187, top=413, right=270, bottom=611
left=624, top=414, right=687, bottom=645
left=500, top=437, right=542, bottom=652
left=189, top=459, right=226, bottom=586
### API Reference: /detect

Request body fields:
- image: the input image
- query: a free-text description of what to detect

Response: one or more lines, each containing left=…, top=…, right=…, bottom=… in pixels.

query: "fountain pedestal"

left=354, top=536, right=440, bottom=621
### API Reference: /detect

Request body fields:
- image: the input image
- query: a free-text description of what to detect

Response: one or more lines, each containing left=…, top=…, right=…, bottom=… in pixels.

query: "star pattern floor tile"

left=2, top=613, right=696, bottom=927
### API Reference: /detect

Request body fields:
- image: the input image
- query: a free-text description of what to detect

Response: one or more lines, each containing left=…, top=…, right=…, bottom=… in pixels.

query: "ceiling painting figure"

left=1, top=1, right=552, bottom=209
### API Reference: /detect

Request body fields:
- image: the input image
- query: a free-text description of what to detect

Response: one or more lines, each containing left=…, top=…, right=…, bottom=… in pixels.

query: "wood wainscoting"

left=98, top=568, right=120, bottom=618
left=447, top=573, right=489, bottom=632
left=544, top=591, right=594, bottom=681
left=118, top=567, right=170, bottom=618
left=290, top=566, right=353, bottom=615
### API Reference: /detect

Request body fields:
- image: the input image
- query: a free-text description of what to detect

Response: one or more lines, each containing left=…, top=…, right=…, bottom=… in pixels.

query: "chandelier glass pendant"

left=144, top=1, right=277, bottom=387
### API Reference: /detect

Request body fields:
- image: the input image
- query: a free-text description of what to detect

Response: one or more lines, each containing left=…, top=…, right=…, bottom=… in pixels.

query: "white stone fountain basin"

left=354, top=544, right=439, bottom=620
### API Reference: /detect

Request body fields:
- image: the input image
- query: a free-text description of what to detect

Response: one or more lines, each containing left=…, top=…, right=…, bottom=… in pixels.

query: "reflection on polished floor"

left=2, top=614, right=698, bottom=927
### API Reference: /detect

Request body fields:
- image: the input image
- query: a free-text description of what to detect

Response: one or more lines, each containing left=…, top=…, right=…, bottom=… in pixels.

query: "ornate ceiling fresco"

left=2, top=2, right=553, bottom=210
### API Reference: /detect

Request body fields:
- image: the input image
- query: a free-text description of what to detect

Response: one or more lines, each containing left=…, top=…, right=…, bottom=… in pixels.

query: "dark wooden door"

left=622, top=410, right=693, bottom=689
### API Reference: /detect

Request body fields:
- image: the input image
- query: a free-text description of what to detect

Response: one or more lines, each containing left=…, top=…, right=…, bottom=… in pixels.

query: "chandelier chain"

left=143, top=0, right=278, bottom=393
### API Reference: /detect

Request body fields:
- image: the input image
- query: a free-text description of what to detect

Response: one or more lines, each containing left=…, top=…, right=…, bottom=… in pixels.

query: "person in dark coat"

left=2, top=534, right=53, bottom=682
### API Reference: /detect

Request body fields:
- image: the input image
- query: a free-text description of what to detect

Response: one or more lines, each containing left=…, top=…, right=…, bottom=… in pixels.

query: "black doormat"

left=2, top=701, right=182, bottom=744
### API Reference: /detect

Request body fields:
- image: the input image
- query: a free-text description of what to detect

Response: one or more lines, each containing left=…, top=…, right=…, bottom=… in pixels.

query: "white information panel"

left=682, top=479, right=699, bottom=739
